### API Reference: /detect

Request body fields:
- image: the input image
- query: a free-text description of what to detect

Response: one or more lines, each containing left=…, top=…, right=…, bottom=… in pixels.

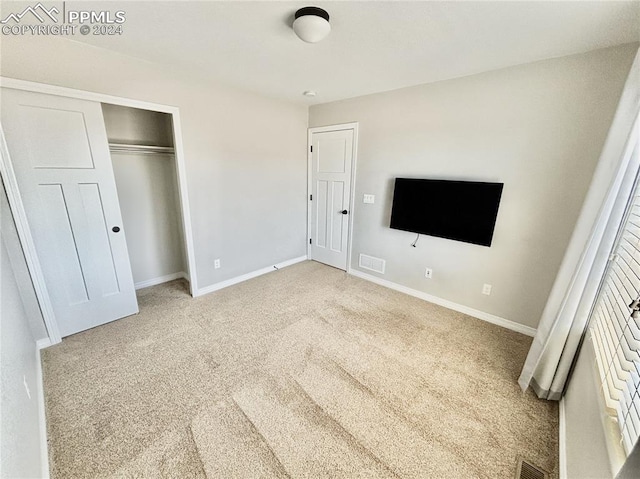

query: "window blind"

left=590, top=180, right=640, bottom=455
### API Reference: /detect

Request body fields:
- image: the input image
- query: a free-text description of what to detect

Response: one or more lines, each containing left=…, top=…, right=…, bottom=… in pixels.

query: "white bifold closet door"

left=1, top=88, right=138, bottom=337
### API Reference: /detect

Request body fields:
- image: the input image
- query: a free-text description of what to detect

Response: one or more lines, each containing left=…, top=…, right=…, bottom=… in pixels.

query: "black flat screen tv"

left=390, top=178, right=503, bottom=247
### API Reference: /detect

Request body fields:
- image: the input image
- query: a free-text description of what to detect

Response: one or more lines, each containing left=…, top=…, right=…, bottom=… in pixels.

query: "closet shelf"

left=109, top=143, right=175, bottom=155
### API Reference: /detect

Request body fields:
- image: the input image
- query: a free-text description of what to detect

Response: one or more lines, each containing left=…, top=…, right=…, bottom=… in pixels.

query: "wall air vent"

left=359, top=254, right=385, bottom=274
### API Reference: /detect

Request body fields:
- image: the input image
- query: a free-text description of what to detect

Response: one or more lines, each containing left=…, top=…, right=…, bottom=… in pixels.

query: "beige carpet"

left=42, top=261, right=558, bottom=478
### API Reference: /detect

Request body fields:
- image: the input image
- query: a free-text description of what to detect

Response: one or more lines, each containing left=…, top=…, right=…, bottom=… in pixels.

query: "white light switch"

left=363, top=194, right=375, bottom=204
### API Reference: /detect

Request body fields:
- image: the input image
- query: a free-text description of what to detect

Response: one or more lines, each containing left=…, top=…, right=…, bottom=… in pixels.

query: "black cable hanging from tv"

left=411, top=233, right=420, bottom=247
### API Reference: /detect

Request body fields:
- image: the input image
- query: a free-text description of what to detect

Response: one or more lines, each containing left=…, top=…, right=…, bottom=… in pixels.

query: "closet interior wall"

left=102, top=103, right=187, bottom=288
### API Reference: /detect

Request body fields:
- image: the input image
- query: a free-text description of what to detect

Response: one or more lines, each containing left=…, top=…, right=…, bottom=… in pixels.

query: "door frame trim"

left=307, top=122, right=359, bottom=272
left=0, top=77, right=199, bottom=344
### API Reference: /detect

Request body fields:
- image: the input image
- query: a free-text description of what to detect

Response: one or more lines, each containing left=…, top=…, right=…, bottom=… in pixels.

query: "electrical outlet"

left=214, top=259, right=221, bottom=269
left=363, top=194, right=375, bottom=204
left=482, top=284, right=492, bottom=295
left=425, top=268, right=433, bottom=279
left=23, top=375, right=31, bottom=400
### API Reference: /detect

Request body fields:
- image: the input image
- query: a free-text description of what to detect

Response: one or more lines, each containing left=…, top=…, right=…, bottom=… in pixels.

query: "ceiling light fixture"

left=293, top=7, right=330, bottom=43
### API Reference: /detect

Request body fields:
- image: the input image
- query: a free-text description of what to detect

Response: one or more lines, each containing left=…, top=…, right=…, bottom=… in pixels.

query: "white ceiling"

left=66, top=1, right=639, bottom=105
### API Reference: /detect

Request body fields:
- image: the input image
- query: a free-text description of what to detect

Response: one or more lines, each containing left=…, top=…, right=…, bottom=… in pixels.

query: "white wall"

left=617, top=440, right=640, bottom=479
left=103, top=104, right=187, bottom=286
left=111, top=152, right=187, bottom=286
left=0, top=35, right=308, bottom=291
left=0, top=181, right=46, bottom=478
left=309, top=44, right=637, bottom=330
left=563, top=344, right=618, bottom=478
left=102, top=103, right=174, bottom=147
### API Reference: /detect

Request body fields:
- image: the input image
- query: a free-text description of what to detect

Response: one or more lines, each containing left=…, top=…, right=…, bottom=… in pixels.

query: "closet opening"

left=101, top=103, right=189, bottom=292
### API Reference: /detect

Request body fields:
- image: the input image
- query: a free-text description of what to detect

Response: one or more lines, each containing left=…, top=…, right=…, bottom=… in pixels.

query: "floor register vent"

left=515, top=457, right=549, bottom=479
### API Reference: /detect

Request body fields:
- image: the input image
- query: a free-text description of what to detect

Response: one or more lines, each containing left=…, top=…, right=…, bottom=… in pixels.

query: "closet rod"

left=109, top=143, right=175, bottom=155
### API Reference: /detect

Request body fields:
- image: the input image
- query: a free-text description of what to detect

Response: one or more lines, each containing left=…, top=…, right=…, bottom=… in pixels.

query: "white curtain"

left=519, top=49, right=640, bottom=400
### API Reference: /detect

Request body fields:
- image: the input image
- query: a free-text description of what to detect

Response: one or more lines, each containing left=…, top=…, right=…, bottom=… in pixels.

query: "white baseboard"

left=36, top=337, right=52, bottom=350
left=134, top=272, right=187, bottom=290
left=35, top=343, right=50, bottom=478
left=559, top=397, right=567, bottom=479
left=348, top=268, right=537, bottom=337
left=195, top=256, right=308, bottom=297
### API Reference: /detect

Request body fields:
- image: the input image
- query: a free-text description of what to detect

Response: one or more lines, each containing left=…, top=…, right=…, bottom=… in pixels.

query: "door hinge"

left=609, top=253, right=619, bottom=262
left=309, top=238, right=312, bottom=245
left=310, top=145, right=313, bottom=152
left=310, top=194, right=312, bottom=201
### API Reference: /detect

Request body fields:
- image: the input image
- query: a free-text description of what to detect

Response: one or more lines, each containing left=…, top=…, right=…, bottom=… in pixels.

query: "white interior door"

left=310, top=127, right=354, bottom=270
left=1, top=88, right=138, bottom=337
